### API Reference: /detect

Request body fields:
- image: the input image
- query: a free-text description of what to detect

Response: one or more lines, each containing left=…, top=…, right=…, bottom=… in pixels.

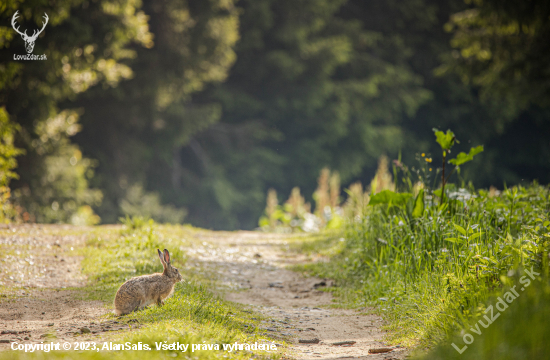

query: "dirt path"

left=0, top=225, right=124, bottom=349
left=187, top=230, right=408, bottom=360
left=1, top=225, right=407, bottom=359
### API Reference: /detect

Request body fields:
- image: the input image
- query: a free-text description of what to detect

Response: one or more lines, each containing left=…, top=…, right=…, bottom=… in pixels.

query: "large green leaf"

left=433, top=129, right=457, bottom=150
left=453, top=223, right=467, bottom=235
left=369, top=190, right=412, bottom=207
left=412, top=189, right=425, bottom=218
left=449, top=145, right=484, bottom=166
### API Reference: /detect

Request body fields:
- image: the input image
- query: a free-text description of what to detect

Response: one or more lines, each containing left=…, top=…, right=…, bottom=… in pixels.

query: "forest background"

left=1, top=0, right=549, bottom=230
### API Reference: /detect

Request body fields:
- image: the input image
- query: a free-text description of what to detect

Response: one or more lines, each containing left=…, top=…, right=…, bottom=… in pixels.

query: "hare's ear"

left=163, top=249, right=171, bottom=265
left=157, top=249, right=166, bottom=268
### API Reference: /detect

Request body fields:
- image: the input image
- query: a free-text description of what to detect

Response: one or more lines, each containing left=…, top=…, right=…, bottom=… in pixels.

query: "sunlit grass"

left=419, top=275, right=550, bottom=360
left=291, top=183, right=550, bottom=354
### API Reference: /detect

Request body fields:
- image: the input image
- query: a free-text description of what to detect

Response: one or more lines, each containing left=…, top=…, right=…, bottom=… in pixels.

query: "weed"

left=291, top=130, right=549, bottom=355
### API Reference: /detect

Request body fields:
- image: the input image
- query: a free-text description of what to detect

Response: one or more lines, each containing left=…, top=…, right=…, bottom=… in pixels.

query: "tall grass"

left=297, top=182, right=550, bottom=348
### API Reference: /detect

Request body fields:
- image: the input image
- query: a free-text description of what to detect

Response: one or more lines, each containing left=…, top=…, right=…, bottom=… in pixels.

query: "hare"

left=114, top=248, right=183, bottom=315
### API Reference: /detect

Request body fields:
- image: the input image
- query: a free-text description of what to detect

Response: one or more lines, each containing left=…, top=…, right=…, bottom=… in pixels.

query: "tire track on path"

left=186, top=230, right=408, bottom=360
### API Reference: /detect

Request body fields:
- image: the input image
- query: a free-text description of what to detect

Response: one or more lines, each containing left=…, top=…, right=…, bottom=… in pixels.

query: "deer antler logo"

left=11, top=11, right=49, bottom=54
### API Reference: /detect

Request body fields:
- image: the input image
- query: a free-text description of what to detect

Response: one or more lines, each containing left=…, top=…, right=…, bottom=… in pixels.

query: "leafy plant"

left=12, top=111, right=103, bottom=224
left=368, top=190, right=412, bottom=207
left=119, top=184, right=187, bottom=224
left=291, top=134, right=548, bottom=351
left=433, top=128, right=484, bottom=203
left=411, top=189, right=425, bottom=218
left=119, top=214, right=154, bottom=231
left=0, top=108, right=23, bottom=223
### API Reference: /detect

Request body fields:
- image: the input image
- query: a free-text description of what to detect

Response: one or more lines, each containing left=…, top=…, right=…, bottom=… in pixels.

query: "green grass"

left=2, top=222, right=284, bottom=360
left=291, top=183, right=550, bottom=357
left=419, top=273, right=550, bottom=360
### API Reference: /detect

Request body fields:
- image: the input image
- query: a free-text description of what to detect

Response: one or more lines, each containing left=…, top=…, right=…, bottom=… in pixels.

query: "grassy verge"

left=418, top=273, right=550, bottom=360
left=3, top=220, right=283, bottom=360
left=291, top=183, right=550, bottom=357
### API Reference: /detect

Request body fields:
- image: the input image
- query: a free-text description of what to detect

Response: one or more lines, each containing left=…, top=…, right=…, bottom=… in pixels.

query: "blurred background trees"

left=1, top=0, right=548, bottom=229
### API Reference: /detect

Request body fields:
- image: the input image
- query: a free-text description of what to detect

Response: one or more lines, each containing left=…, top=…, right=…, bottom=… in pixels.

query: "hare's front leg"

left=134, top=298, right=145, bottom=312
left=156, top=297, right=164, bottom=306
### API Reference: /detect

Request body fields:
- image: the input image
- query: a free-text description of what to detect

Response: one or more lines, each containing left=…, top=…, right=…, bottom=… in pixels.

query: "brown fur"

left=114, top=249, right=183, bottom=315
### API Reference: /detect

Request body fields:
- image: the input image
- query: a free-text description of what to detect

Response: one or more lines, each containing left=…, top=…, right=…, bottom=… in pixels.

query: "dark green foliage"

left=0, top=108, right=22, bottom=188
left=12, top=110, right=103, bottom=223
left=72, top=0, right=240, bottom=224
left=1, top=0, right=239, bottom=224
left=182, top=0, right=431, bottom=228
left=119, top=185, right=187, bottom=224
left=1, top=0, right=549, bottom=228
left=0, top=108, right=23, bottom=222
left=387, top=0, right=550, bottom=188
left=0, top=0, right=152, bottom=223
left=443, top=0, right=550, bottom=111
